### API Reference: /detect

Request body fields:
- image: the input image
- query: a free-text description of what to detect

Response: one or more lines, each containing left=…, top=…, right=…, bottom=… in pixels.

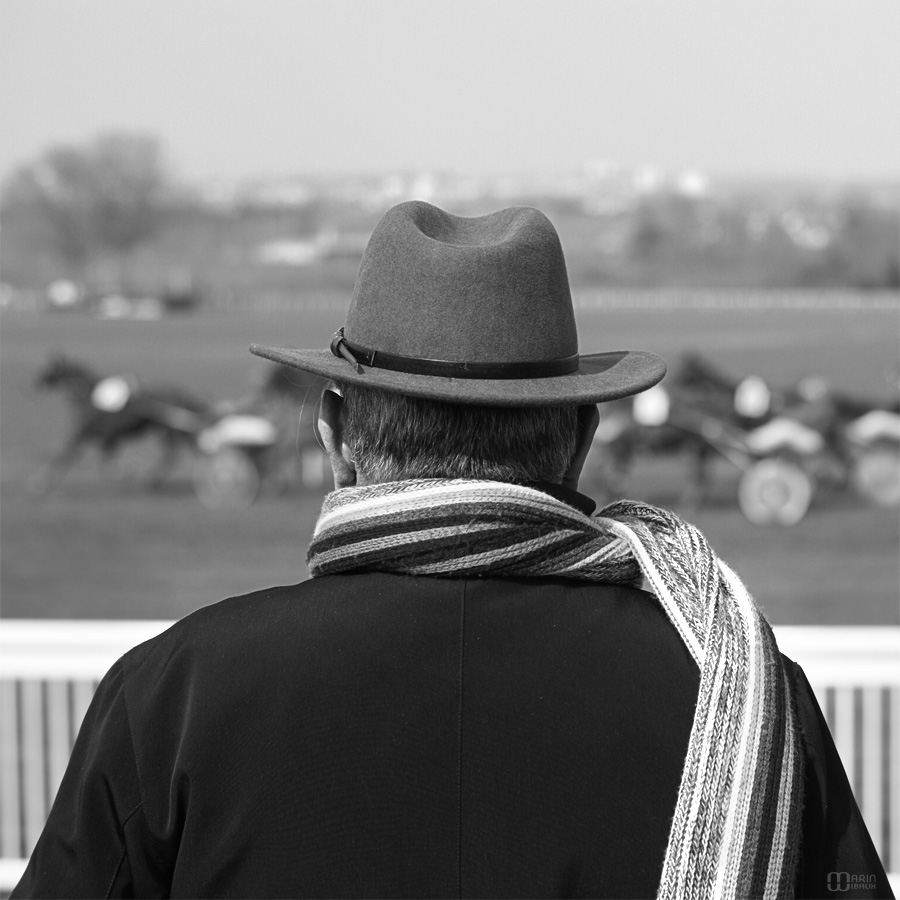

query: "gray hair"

left=339, top=384, right=578, bottom=484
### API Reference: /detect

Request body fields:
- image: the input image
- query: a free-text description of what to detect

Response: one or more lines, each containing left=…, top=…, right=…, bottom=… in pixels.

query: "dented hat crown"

left=250, top=200, right=665, bottom=406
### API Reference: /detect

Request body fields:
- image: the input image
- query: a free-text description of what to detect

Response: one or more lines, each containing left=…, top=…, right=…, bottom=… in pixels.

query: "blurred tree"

left=1, top=132, right=170, bottom=279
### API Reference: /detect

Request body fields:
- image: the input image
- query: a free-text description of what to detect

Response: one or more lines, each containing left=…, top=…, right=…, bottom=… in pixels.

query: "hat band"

left=331, top=328, right=579, bottom=380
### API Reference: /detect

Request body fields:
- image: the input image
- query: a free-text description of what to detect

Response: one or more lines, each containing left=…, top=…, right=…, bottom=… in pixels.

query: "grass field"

left=1, top=291, right=898, bottom=624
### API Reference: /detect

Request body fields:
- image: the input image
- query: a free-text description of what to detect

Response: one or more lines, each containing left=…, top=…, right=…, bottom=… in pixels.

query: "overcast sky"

left=2, top=0, right=899, bottom=184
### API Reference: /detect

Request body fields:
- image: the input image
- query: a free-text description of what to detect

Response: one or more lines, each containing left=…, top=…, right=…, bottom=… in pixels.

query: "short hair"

left=339, top=384, right=578, bottom=484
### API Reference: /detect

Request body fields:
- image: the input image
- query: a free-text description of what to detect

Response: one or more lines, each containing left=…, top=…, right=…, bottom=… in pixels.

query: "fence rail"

left=1, top=621, right=898, bottom=893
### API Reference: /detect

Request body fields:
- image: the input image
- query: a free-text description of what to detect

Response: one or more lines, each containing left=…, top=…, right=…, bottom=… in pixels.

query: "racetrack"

left=2, top=291, right=898, bottom=624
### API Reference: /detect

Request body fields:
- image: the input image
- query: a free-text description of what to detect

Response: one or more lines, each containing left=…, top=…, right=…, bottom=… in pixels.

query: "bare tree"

left=1, top=132, right=170, bottom=278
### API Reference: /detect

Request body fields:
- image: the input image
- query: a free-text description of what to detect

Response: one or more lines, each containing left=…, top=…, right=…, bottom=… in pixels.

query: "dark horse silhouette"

left=192, top=363, right=328, bottom=501
left=247, top=363, right=328, bottom=491
left=33, top=355, right=211, bottom=492
left=588, top=352, right=776, bottom=508
left=589, top=351, right=899, bottom=510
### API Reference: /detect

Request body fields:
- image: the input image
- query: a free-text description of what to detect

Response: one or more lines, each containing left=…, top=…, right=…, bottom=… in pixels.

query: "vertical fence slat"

left=45, top=681, right=72, bottom=817
left=861, top=687, right=885, bottom=864
left=853, top=689, right=866, bottom=800
left=19, top=681, right=46, bottom=857
left=823, top=686, right=835, bottom=733
left=889, top=687, right=900, bottom=874
left=833, top=687, right=856, bottom=793
left=70, top=681, right=96, bottom=746
left=0, top=680, right=22, bottom=859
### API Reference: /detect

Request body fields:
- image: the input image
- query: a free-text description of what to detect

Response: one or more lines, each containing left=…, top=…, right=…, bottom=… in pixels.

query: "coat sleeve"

left=786, top=658, right=895, bottom=899
left=10, top=660, right=170, bottom=899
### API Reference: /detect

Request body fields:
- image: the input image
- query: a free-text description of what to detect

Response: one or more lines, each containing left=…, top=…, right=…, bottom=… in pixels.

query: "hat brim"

left=249, top=344, right=666, bottom=406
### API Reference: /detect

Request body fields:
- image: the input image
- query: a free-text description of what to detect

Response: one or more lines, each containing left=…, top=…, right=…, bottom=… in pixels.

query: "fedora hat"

left=250, top=201, right=665, bottom=406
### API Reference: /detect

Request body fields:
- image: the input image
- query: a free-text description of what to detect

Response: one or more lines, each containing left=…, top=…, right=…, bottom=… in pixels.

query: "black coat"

left=13, top=573, right=892, bottom=899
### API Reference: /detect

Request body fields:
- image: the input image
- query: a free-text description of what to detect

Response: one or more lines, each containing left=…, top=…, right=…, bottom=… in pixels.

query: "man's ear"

left=561, top=405, right=600, bottom=493
left=317, top=388, right=357, bottom=488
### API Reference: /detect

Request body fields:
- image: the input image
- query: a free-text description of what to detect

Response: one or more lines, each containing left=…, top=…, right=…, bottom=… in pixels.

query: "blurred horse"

left=199, top=364, right=328, bottom=499
left=33, top=355, right=210, bottom=492
left=779, top=375, right=900, bottom=504
left=588, top=353, right=780, bottom=508
left=590, top=351, right=900, bottom=510
left=250, top=363, right=328, bottom=491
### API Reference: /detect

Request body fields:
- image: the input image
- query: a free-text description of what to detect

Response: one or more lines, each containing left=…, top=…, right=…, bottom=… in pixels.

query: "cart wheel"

left=192, top=447, right=261, bottom=510
left=738, top=459, right=813, bottom=526
left=852, top=442, right=900, bottom=507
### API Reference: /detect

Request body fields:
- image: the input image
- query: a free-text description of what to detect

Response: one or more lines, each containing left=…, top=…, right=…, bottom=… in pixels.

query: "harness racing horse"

left=232, top=363, right=327, bottom=492
left=786, top=377, right=900, bottom=506
left=590, top=351, right=900, bottom=516
left=33, top=355, right=211, bottom=492
left=191, top=364, right=327, bottom=509
left=589, top=353, right=775, bottom=509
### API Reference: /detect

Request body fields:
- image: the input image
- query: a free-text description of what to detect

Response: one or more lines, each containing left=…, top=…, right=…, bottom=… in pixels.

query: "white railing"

left=1, top=621, right=898, bottom=894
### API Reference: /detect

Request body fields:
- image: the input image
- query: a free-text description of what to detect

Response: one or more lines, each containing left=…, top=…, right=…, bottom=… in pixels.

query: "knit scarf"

left=307, top=479, right=804, bottom=900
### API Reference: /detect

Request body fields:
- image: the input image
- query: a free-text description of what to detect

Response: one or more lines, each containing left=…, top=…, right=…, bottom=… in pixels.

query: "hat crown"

left=345, top=201, right=577, bottom=363
left=249, top=201, right=667, bottom=406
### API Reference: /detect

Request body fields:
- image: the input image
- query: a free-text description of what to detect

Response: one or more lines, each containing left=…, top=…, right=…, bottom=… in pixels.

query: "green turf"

left=2, top=293, right=898, bottom=623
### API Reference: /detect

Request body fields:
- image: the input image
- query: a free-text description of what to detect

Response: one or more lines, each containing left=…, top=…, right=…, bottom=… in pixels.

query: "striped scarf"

left=307, top=479, right=804, bottom=900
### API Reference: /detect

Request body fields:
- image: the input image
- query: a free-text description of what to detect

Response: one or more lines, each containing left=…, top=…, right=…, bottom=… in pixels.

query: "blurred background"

left=1, top=0, right=898, bottom=626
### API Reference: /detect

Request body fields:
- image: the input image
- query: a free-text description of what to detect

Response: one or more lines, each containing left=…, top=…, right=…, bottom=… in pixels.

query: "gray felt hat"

left=250, top=201, right=666, bottom=406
